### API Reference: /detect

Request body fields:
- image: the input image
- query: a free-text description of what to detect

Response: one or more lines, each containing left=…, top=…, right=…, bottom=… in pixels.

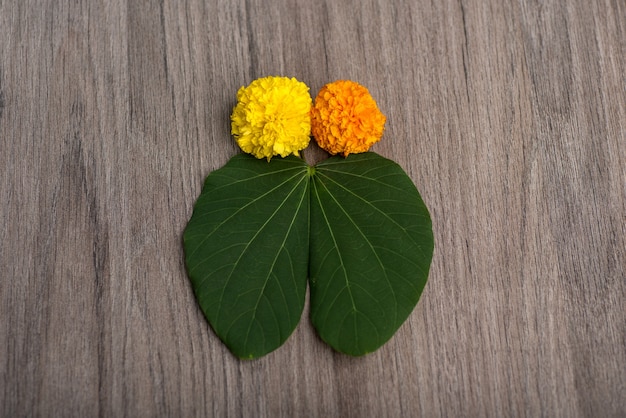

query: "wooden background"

left=1, top=0, right=624, bottom=416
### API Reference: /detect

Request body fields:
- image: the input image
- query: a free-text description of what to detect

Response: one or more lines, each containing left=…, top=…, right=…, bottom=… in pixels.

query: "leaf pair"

left=183, top=152, right=434, bottom=359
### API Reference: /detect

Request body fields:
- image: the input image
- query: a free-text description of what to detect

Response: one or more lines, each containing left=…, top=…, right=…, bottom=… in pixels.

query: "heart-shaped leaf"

left=309, top=153, right=434, bottom=356
left=183, top=154, right=310, bottom=359
left=184, top=152, right=434, bottom=358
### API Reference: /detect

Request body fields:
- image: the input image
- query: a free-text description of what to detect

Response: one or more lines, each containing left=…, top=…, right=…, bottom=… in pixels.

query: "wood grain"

left=1, top=0, right=624, bottom=416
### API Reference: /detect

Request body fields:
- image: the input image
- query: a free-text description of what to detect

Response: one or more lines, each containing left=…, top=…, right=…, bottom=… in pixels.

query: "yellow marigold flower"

left=231, top=76, right=312, bottom=160
left=311, top=80, right=386, bottom=157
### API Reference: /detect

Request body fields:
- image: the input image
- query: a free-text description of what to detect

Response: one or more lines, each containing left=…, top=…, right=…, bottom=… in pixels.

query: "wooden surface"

left=1, top=0, right=624, bottom=416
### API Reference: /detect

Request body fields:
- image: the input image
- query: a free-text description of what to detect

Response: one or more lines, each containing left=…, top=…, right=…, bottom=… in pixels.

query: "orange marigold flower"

left=311, top=80, right=386, bottom=157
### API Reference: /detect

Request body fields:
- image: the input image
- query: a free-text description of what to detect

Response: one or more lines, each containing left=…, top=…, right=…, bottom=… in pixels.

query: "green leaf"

left=309, top=153, right=434, bottom=356
left=184, top=152, right=434, bottom=358
left=183, top=154, right=310, bottom=359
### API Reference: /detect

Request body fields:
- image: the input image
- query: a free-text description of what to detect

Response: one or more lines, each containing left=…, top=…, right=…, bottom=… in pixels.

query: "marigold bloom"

left=311, top=80, right=386, bottom=156
left=231, top=76, right=312, bottom=160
